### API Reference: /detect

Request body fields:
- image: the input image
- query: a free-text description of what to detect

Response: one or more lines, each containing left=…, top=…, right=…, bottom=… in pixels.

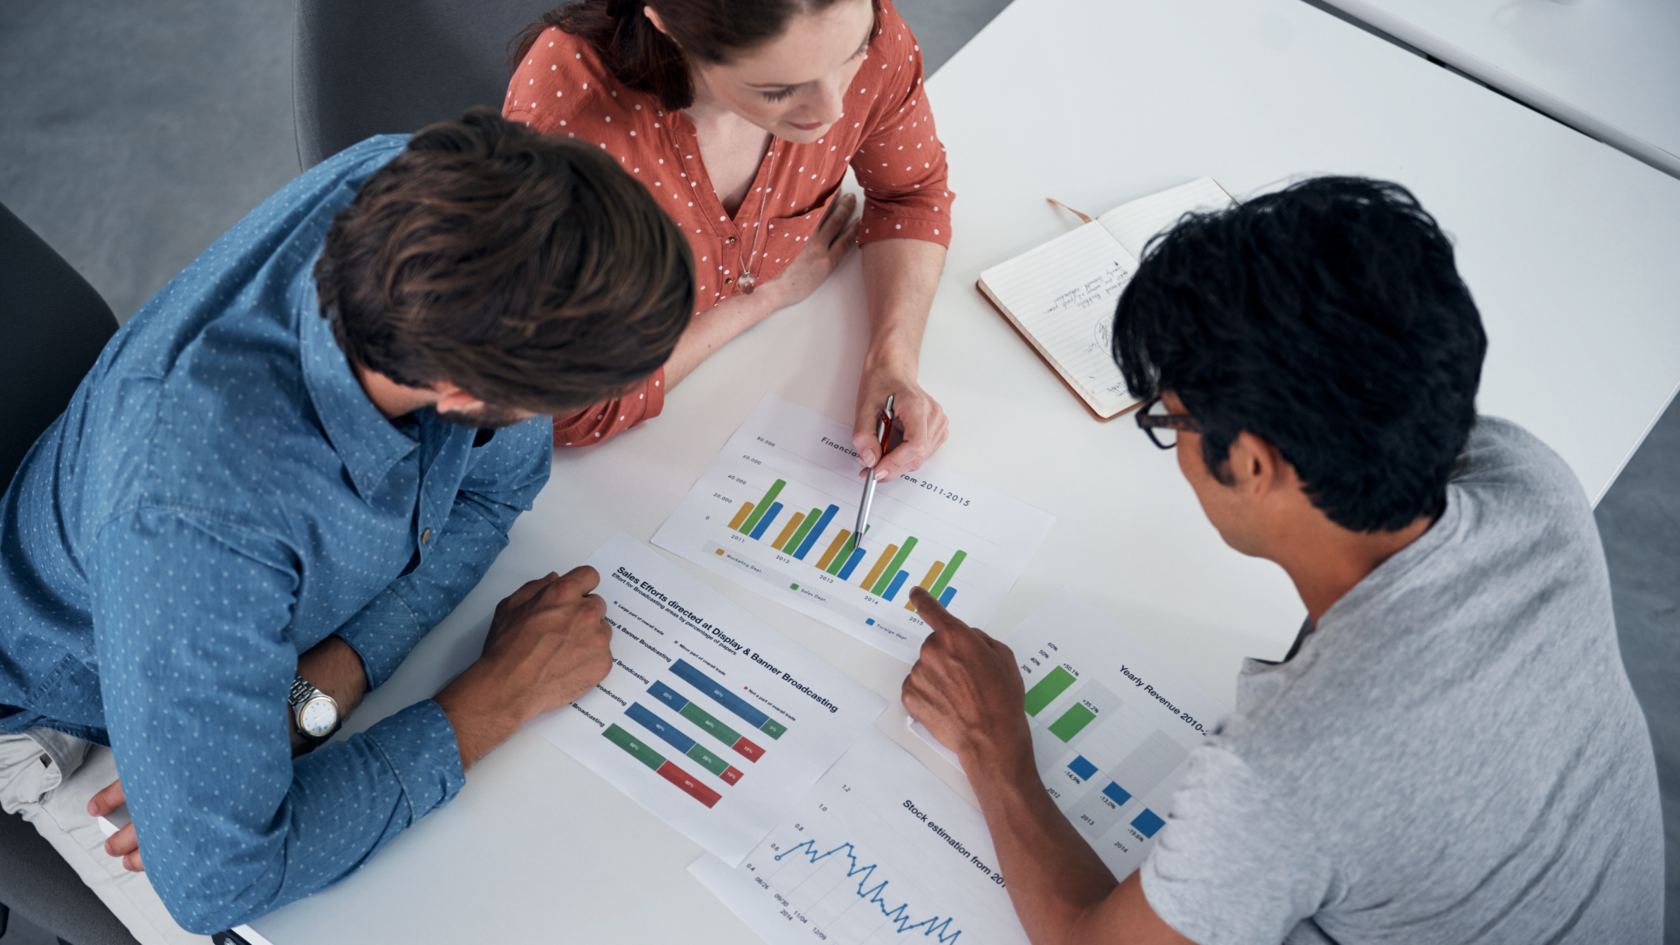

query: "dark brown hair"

left=513, top=0, right=862, bottom=111
left=315, top=109, right=694, bottom=415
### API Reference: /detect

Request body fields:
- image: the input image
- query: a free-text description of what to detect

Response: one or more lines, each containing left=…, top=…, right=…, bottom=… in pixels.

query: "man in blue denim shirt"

left=0, top=111, right=693, bottom=942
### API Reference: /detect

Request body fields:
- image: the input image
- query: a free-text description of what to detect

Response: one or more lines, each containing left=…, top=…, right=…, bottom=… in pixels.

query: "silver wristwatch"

left=288, top=676, right=341, bottom=745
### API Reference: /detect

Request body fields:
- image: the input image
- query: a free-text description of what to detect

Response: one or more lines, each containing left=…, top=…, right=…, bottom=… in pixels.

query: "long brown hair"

left=315, top=109, right=694, bottom=415
left=512, top=0, right=861, bottom=111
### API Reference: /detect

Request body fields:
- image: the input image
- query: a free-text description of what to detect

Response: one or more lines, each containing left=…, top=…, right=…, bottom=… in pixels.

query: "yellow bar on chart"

left=905, top=561, right=946, bottom=610
left=816, top=530, right=852, bottom=570
left=773, top=513, right=805, bottom=551
left=727, top=502, right=755, bottom=531
left=858, top=544, right=899, bottom=591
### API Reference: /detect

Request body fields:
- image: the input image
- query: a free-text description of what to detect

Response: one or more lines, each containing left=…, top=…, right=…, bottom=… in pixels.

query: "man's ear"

left=431, top=381, right=486, bottom=416
left=1226, top=431, right=1285, bottom=497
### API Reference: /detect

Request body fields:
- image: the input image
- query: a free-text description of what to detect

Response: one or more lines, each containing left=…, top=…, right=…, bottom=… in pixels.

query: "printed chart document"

left=691, top=728, right=1030, bottom=945
left=915, top=589, right=1229, bottom=881
left=653, top=394, right=1054, bottom=663
left=526, top=533, right=886, bottom=865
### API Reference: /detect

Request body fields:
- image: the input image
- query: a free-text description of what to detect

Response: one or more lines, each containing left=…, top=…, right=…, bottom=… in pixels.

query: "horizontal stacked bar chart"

left=602, top=723, right=722, bottom=807
left=671, top=659, right=788, bottom=740
left=625, top=702, right=744, bottom=785
left=647, top=679, right=765, bottom=761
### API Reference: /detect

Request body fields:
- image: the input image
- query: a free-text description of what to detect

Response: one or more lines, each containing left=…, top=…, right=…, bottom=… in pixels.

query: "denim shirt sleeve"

left=91, top=507, right=466, bottom=934
left=333, top=416, right=553, bottom=689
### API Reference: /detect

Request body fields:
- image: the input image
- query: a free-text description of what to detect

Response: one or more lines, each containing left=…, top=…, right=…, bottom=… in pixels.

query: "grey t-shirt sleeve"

left=1139, top=745, right=1336, bottom=945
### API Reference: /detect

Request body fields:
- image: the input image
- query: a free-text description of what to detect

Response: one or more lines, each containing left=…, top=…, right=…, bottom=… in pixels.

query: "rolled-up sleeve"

left=852, top=6, right=953, bottom=249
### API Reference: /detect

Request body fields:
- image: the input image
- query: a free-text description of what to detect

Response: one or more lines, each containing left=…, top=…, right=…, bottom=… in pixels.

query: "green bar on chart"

left=816, top=530, right=852, bottom=570
left=759, top=717, right=788, bottom=739
left=783, top=507, right=822, bottom=553
left=1048, top=701, right=1098, bottom=742
left=858, top=544, right=899, bottom=591
left=727, top=502, right=755, bottom=531
left=603, top=723, right=665, bottom=770
left=871, top=537, right=919, bottom=596
left=826, top=526, right=866, bottom=575
left=685, top=743, right=730, bottom=778
left=738, top=479, right=786, bottom=534
left=1024, top=666, right=1078, bottom=717
left=772, top=512, right=805, bottom=551
left=927, top=550, right=968, bottom=599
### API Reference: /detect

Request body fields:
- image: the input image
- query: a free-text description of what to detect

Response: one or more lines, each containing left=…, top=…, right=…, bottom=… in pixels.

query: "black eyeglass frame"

left=1135, top=397, right=1202, bottom=450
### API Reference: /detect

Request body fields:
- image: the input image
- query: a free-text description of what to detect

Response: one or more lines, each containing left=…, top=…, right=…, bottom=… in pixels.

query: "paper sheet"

left=914, top=588, right=1229, bottom=881
left=525, top=533, right=886, bottom=865
left=652, top=395, right=1054, bottom=663
left=690, top=728, right=1030, bottom=945
left=1099, top=177, right=1237, bottom=258
left=978, top=223, right=1138, bottom=416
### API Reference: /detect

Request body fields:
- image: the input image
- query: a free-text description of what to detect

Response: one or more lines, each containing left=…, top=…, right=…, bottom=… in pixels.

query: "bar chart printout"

left=655, top=394, right=1053, bottom=663
left=691, top=729, right=1030, bottom=945
left=525, top=534, right=886, bottom=866
left=914, top=589, right=1230, bottom=881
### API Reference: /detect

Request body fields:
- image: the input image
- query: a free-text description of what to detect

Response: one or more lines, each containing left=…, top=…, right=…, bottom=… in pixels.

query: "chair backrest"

left=0, top=202, right=119, bottom=493
left=293, top=0, right=559, bottom=168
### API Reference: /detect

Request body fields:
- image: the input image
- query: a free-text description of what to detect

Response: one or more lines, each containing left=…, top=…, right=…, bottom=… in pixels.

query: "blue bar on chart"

left=1102, top=782, right=1132, bottom=806
left=938, top=586, right=957, bottom=607
left=1067, top=756, right=1098, bottom=781
left=836, top=546, right=867, bottom=580
left=748, top=502, right=784, bottom=540
left=670, top=659, right=788, bottom=739
left=1131, top=809, right=1165, bottom=838
left=626, top=702, right=696, bottom=753
left=791, top=504, right=839, bottom=560
left=882, top=570, right=910, bottom=601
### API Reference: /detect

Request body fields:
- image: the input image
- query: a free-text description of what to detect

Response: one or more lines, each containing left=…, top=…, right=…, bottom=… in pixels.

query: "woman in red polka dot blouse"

left=507, top=0, right=951, bottom=479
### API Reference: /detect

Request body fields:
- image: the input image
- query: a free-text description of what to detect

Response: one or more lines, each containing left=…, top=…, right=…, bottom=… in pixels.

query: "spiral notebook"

left=978, top=178, right=1237, bottom=420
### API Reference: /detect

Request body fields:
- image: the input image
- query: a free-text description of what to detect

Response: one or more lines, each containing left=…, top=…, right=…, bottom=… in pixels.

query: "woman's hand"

left=853, top=364, right=947, bottom=482
left=759, top=193, right=859, bottom=311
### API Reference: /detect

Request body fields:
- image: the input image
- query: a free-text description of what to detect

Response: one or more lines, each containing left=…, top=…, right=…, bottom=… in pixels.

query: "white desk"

left=250, top=0, right=1680, bottom=941
left=1316, top=0, right=1680, bottom=179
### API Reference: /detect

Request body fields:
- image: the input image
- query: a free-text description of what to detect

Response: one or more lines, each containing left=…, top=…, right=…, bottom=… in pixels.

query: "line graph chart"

left=691, top=730, right=1029, bottom=945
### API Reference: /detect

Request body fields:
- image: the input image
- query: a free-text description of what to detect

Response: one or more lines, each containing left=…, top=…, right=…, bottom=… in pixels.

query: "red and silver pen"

left=853, top=394, right=894, bottom=549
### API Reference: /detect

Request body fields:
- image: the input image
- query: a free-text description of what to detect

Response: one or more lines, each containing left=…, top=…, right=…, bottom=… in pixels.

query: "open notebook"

left=978, top=178, right=1237, bottom=419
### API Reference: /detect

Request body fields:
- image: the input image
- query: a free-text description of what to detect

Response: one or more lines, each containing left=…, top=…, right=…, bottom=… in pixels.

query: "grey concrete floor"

left=1, top=1, right=1675, bottom=943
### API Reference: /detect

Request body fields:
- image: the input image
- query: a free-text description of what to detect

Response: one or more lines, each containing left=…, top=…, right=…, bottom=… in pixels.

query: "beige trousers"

left=0, top=729, right=213, bottom=945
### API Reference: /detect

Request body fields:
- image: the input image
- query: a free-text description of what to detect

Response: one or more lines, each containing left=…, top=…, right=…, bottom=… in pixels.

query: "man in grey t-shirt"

left=901, top=178, right=1661, bottom=944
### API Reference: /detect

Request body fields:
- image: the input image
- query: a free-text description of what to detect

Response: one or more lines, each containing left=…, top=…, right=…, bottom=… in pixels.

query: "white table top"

left=1315, top=0, right=1680, bottom=179
left=250, top=0, right=1680, bottom=941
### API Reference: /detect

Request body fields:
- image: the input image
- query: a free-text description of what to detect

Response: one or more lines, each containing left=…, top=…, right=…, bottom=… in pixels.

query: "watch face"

left=300, top=697, right=338, bottom=738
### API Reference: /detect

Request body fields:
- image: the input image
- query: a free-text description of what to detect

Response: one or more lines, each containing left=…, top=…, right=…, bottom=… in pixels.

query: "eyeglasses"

left=1135, top=397, right=1201, bottom=450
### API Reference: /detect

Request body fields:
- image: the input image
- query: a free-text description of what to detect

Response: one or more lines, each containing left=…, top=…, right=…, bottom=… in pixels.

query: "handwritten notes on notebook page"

left=977, top=178, right=1238, bottom=420
left=978, top=223, right=1139, bottom=419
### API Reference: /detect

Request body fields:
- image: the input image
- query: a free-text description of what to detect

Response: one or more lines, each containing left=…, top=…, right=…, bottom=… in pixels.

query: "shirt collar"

left=297, top=285, right=418, bottom=499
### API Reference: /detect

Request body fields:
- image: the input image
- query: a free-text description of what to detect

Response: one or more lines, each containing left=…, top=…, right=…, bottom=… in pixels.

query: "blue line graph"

left=774, top=838, right=963, bottom=942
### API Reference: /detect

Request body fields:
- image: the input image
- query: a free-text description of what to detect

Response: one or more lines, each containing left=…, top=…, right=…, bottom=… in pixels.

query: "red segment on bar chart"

left=719, top=766, right=745, bottom=786
left=732, top=737, right=766, bottom=762
left=658, top=761, right=722, bottom=807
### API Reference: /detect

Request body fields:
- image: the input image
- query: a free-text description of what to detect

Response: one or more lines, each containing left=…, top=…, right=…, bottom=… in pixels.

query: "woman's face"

left=679, top=0, right=876, bottom=144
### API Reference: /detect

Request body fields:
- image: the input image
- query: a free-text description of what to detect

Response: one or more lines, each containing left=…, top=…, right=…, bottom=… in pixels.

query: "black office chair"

left=293, top=0, right=558, bottom=168
left=0, top=204, right=132, bottom=945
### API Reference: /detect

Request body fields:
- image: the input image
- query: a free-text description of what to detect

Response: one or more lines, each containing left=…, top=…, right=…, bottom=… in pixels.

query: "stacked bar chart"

left=656, top=394, right=1054, bottom=663
left=598, top=659, right=793, bottom=809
